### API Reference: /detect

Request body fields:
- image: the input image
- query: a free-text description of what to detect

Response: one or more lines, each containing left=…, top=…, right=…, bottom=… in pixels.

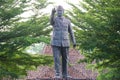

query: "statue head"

left=56, top=5, right=64, bottom=17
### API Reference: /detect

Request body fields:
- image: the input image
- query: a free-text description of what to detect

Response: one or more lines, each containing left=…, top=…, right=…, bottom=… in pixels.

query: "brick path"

left=26, top=45, right=98, bottom=80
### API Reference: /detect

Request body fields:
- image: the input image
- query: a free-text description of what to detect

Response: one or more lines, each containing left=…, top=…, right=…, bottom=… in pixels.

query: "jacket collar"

left=57, top=16, right=64, bottom=20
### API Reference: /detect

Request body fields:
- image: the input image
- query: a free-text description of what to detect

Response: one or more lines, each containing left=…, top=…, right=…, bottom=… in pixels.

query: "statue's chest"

left=54, top=18, right=69, bottom=31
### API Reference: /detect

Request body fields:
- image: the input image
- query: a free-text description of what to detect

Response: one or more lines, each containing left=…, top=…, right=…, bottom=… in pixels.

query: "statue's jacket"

left=51, top=16, right=76, bottom=47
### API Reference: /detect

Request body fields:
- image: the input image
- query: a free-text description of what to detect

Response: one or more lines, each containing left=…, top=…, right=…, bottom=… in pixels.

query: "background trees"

left=67, top=0, right=120, bottom=79
left=0, top=0, right=53, bottom=79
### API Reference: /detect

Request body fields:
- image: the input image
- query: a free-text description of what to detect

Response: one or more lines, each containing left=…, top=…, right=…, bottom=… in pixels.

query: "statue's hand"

left=52, top=8, right=56, bottom=14
left=73, top=44, right=76, bottom=48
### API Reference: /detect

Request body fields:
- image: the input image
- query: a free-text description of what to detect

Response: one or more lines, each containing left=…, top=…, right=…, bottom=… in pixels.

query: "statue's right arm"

left=50, top=8, right=56, bottom=25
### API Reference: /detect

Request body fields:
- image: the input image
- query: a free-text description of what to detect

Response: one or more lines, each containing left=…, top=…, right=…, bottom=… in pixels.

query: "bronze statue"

left=50, top=5, right=76, bottom=79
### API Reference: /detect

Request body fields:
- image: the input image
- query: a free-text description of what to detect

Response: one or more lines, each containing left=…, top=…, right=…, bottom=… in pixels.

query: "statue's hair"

left=57, top=5, right=64, bottom=11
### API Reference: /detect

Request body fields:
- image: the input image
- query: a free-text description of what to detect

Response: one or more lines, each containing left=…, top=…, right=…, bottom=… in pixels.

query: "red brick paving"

left=26, top=45, right=98, bottom=79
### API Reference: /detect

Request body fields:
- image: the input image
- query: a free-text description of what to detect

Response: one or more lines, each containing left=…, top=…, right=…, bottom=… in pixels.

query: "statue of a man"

left=50, top=5, right=76, bottom=78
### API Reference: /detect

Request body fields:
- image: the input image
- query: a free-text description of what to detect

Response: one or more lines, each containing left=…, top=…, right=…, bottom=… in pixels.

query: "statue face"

left=57, top=9, right=64, bottom=17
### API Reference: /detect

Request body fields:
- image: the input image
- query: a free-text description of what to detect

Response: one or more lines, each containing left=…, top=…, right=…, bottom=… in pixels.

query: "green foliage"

left=0, top=54, right=53, bottom=78
left=97, top=68, right=120, bottom=80
left=67, top=0, right=120, bottom=79
left=0, top=0, right=52, bottom=79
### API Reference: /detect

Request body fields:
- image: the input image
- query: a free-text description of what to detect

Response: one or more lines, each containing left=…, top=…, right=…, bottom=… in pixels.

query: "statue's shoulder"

left=64, top=17, right=71, bottom=23
left=54, top=17, right=58, bottom=20
left=54, top=17, right=63, bottom=21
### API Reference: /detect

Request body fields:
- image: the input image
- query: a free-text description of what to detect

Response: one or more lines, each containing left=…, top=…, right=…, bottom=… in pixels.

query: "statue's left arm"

left=68, top=20, right=76, bottom=47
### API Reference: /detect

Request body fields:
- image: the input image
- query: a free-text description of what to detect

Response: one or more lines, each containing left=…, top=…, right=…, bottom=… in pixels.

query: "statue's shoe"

left=54, top=75, right=61, bottom=78
left=62, top=75, right=72, bottom=79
